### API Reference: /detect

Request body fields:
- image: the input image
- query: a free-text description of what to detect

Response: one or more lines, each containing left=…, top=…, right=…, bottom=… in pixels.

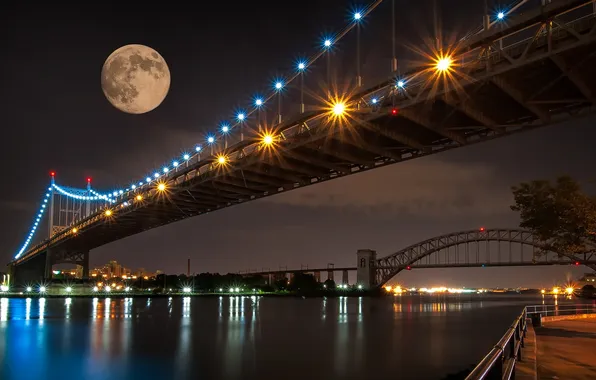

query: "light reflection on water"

left=0, top=295, right=589, bottom=380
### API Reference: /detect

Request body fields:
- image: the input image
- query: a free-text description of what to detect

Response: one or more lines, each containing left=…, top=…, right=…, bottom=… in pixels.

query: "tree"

left=511, top=176, right=596, bottom=255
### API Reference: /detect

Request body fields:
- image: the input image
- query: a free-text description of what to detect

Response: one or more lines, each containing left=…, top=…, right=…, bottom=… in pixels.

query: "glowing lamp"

left=217, top=155, right=227, bottom=165
left=237, top=113, right=245, bottom=121
left=255, top=98, right=263, bottom=106
left=391, top=108, right=398, bottom=115
left=157, top=183, right=166, bottom=192
left=324, top=39, right=332, bottom=48
left=436, top=57, right=452, bottom=72
left=207, top=136, right=215, bottom=144
left=497, top=12, right=505, bottom=20
left=565, top=287, right=574, bottom=295
left=65, top=287, right=72, bottom=293
left=354, top=12, right=361, bottom=20
left=371, top=98, right=378, bottom=104
left=262, top=134, right=274, bottom=145
left=136, top=195, right=143, bottom=201
left=397, top=80, right=405, bottom=88
left=183, top=154, right=190, bottom=160
left=87, top=177, right=92, bottom=183
left=480, top=227, right=485, bottom=231
left=71, top=227, right=78, bottom=234
left=195, top=146, right=202, bottom=152
left=275, top=82, right=283, bottom=90
left=297, top=62, right=306, bottom=71
left=221, top=125, right=229, bottom=133
left=406, top=266, right=411, bottom=270
left=332, top=102, right=346, bottom=116
left=39, top=286, right=47, bottom=293
left=50, top=171, right=56, bottom=177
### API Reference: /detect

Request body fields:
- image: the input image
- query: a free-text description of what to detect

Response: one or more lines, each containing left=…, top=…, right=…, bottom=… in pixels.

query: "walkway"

left=535, top=318, right=596, bottom=380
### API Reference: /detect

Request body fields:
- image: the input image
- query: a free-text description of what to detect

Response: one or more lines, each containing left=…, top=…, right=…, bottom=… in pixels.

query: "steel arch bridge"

left=372, top=228, right=596, bottom=286
left=9, top=0, right=596, bottom=284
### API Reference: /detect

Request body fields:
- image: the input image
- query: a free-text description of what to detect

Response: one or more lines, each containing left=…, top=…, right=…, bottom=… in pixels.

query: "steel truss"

left=374, top=228, right=596, bottom=286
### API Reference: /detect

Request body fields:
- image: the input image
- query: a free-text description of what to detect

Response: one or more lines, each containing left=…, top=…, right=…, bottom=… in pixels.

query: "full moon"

left=101, top=44, right=170, bottom=114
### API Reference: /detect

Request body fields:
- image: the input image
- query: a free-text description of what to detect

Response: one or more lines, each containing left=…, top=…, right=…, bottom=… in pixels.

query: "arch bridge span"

left=365, top=228, right=596, bottom=287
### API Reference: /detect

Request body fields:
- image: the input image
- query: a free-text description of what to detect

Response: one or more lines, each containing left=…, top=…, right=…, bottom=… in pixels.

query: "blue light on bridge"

left=163, top=167, right=169, bottom=173
left=183, top=154, right=190, bottom=160
left=154, top=173, right=160, bottom=178
left=236, top=113, right=245, bottom=121
left=131, top=184, right=136, bottom=190
left=353, top=12, right=362, bottom=21
left=397, top=80, right=405, bottom=88
left=323, top=38, right=333, bottom=48
left=172, top=161, right=179, bottom=167
left=297, top=61, right=306, bottom=71
left=221, top=125, right=230, bottom=133
left=195, top=146, right=202, bottom=152
left=274, top=81, right=284, bottom=91
left=255, top=98, right=263, bottom=107
left=207, top=136, right=215, bottom=144
left=146, top=177, right=151, bottom=183
left=497, top=12, right=505, bottom=20
left=371, top=98, right=378, bottom=104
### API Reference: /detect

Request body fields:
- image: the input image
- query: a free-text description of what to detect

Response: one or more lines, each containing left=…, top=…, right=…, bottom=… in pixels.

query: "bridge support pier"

left=9, top=251, right=48, bottom=286
left=356, top=249, right=377, bottom=289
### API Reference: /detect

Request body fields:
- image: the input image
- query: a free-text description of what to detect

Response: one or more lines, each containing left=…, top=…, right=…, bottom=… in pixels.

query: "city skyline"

left=2, top=0, right=595, bottom=289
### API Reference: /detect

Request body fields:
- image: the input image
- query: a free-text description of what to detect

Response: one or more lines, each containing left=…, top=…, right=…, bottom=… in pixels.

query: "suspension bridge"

left=8, top=0, right=596, bottom=286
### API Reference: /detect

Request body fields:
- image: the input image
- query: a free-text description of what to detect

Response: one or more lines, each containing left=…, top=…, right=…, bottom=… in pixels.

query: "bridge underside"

left=13, top=2, right=596, bottom=273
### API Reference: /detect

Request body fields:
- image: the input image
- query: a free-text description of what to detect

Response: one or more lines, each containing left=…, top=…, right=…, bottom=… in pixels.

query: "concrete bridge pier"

left=314, top=271, right=320, bottom=283
left=327, top=270, right=334, bottom=282
left=342, top=270, right=349, bottom=286
left=356, top=249, right=377, bottom=289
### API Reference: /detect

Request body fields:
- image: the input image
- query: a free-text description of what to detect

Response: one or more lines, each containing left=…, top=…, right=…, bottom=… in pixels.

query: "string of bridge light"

left=97, top=2, right=384, bottom=203
left=15, top=189, right=52, bottom=258
left=14, top=177, right=116, bottom=259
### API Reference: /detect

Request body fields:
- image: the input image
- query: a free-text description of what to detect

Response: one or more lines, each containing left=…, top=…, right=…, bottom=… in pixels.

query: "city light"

left=0, top=285, right=8, bottom=292
left=541, top=289, right=546, bottom=294
left=105, top=286, right=111, bottom=292
left=39, top=286, right=46, bottom=293
left=157, top=183, right=166, bottom=192
left=71, top=227, right=78, bottom=233
left=357, top=284, right=363, bottom=290
left=552, top=287, right=560, bottom=294
left=65, top=286, right=72, bottom=293
left=93, top=286, right=99, bottom=292
left=216, top=155, right=227, bottom=165
left=183, top=287, right=192, bottom=293
left=26, top=286, right=32, bottom=292
left=235, top=287, right=240, bottom=292
left=104, top=209, right=112, bottom=217
left=262, top=134, right=274, bottom=146
left=136, top=195, right=143, bottom=201
left=125, top=287, right=130, bottom=292
left=565, top=287, right=574, bottom=295
left=229, top=287, right=234, bottom=293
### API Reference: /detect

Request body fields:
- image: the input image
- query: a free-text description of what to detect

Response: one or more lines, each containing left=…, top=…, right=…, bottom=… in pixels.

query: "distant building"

left=578, top=272, right=596, bottom=287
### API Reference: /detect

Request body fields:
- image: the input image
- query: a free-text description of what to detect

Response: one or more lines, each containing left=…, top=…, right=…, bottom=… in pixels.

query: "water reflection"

left=0, top=295, right=591, bottom=380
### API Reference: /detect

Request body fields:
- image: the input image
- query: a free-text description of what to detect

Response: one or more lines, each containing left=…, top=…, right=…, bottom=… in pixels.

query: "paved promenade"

left=535, top=318, right=596, bottom=380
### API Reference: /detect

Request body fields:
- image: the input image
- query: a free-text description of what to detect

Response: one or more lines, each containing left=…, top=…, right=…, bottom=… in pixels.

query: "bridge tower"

left=356, top=249, right=377, bottom=289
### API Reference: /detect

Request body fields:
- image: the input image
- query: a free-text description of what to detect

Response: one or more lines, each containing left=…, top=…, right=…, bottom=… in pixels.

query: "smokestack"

left=187, top=258, right=190, bottom=277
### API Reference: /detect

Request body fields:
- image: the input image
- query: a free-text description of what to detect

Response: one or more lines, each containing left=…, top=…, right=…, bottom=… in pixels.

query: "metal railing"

left=526, top=303, right=596, bottom=317
left=466, top=303, right=596, bottom=379
left=466, top=308, right=527, bottom=380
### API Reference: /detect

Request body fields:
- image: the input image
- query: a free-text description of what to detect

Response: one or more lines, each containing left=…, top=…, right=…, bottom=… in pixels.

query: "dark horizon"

left=2, top=0, right=595, bottom=289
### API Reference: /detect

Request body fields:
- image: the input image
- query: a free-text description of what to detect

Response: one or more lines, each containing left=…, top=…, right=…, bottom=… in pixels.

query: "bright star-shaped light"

left=436, top=57, right=452, bottom=72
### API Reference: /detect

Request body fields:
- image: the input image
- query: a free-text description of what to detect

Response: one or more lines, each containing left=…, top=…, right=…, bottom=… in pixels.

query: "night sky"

left=1, top=0, right=595, bottom=288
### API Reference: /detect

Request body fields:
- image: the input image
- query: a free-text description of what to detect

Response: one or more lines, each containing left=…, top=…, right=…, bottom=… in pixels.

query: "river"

left=0, top=294, right=583, bottom=379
